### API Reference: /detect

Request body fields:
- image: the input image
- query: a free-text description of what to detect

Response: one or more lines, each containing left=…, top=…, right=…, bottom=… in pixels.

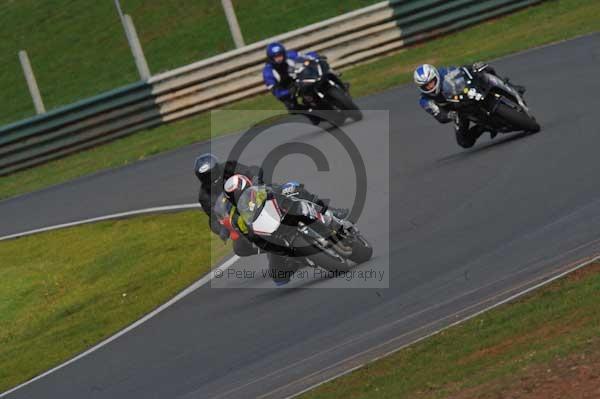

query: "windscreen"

left=293, top=57, right=320, bottom=81
left=442, top=69, right=467, bottom=98
left=237, top=186, right=269, bottom=224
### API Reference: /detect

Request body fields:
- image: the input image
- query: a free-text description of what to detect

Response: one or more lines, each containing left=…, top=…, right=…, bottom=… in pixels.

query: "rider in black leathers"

left=194, top=154, right=263, bottom=247
left=224, top=177, right=348, bottom=285
left=414, top=62, right=526, bottom=148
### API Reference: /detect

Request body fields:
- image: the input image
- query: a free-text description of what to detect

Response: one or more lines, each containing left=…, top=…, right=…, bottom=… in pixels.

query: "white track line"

left=0, top=203, right=240, bottom=398
left=0, top=203, right=201, bottom=242
left=283, top=253, right=600, bottom=399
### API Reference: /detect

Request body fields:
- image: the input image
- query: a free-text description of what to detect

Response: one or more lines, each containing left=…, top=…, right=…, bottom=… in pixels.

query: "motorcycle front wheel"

left=326, top=86, right=363, bottom=122
left=294, top=236, right=352, bottom=272
left=495, top=103, right=540, bottom=133
left=348, top=236, right=373, bottom=264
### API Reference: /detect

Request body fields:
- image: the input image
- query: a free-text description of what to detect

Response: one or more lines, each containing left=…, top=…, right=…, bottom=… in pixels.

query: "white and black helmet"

left=414, top=64, right=441, bottom=95
left=224, top=174, right=252, bottom=205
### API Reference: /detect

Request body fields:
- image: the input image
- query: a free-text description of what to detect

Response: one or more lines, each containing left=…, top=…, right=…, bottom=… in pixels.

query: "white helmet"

left=414, top=64, right=440, bottom=95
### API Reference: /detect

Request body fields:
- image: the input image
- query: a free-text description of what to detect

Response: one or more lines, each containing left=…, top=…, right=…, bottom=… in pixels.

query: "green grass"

left=0, top=0, right=377, bottom=125
left=0, top=210, right=229, bottom=392
left=299, top=263, right=600, bottom=399
left=1, top=0, right=599, bottom=202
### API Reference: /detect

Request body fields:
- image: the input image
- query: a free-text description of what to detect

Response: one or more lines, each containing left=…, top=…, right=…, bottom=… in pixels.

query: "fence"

left=0, top=0, right=544, bottom=176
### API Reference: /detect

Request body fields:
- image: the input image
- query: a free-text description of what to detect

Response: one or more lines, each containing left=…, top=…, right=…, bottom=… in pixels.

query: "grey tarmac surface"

left=2, top=33, right=600, bottom=398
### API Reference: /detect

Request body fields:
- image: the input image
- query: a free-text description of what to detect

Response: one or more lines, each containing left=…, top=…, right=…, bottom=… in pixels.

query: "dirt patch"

left=449, top=340, right=600, bottom=399
left=457, top=317, right=589, bottom=367
left=565, top=261, right=600, bottom=283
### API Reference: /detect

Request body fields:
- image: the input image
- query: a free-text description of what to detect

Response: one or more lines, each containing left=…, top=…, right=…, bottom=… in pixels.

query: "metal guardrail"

left=0, top=0, right=544, bottom=176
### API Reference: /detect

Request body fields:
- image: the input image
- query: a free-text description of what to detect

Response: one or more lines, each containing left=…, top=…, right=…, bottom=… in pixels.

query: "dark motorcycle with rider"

left=263, top=42, right=362, bottom=126
left=415, top=63, right=539, bottom=148
left=222, top=176, right=372, bottom=283
left=290, top=54, right=363, bottom=125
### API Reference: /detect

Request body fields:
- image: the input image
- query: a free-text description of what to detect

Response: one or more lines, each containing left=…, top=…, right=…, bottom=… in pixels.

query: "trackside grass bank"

left=0, top=211, right=228, bottom=393
left=1, top=0, right=599, bottom=201
left=300, top=262, right=600, bottom=399
left=0, top=0, right=377, bottom=125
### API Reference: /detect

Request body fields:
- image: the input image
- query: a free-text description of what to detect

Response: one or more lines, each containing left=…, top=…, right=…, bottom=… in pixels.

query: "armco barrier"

left=0, top=0, right=544, bottom=175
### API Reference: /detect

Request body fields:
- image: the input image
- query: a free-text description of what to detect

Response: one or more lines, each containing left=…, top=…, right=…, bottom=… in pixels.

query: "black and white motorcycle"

left=236, top=183, right=372, bottom=273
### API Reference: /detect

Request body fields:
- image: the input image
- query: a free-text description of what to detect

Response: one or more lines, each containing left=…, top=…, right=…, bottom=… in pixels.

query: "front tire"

left=310, top=250, right=352, bottom=273
left=455, top=130, right=478, bottom=148
left=495, top=103, right=540, bottom=133
left=348, top=237, right=373, bottom=264
left=294, top=236, right=351, bottom=272
left=326, top=86, right=363, bottom=122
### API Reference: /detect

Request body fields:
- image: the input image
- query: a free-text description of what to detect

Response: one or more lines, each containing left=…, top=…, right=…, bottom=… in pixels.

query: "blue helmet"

left=266, top=42, right=286, bottom=64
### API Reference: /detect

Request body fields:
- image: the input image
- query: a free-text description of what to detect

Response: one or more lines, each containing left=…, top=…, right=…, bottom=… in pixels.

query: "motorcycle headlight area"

left=465, top=87, right=484, bottom=101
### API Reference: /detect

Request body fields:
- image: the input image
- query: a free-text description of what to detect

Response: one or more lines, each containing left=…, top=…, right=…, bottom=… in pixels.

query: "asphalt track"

left=2, top=33, right=600, bottom=398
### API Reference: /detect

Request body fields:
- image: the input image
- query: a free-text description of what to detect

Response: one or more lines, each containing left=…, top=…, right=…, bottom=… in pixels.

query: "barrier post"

left=221, top=0, right=245, bottom=48
left=114, top=0, right=151, bottom=80
left=18, top=50, right=46, bottom=114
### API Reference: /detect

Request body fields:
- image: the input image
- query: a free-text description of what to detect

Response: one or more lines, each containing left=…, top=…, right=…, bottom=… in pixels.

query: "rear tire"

left=495, top=103, right=540, bottom=133
left=326, top=86, right=363, bottom=122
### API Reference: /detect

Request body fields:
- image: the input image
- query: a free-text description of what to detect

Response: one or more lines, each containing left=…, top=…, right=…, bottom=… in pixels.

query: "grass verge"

left=0, top=211, right=228, bottom=393
left=0, top=0, right=376, bottom=125
left=1, top=0, right=599, bottom=201
left=299, top=262, right=600, bottom=399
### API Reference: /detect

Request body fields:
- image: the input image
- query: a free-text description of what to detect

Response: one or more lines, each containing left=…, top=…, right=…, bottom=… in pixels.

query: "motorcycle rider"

left=223, top=174, right=349, bottom=285
left=262, top=42, right=322, bottom=124
left=194, top=153, right=263, bottom=251
left=414, top=62, right=525, bottom=148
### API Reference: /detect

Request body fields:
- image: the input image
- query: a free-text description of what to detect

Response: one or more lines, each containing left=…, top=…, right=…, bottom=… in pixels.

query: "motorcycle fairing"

left=251, top=199, right=282, bottom=236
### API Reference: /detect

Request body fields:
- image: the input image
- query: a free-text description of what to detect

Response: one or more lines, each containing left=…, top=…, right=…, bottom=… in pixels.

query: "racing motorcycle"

left=291, top=56, right=363, bottom=124
left=235, top=182, right=372, bottom=272
left=444, top=64, right=540, bottom=136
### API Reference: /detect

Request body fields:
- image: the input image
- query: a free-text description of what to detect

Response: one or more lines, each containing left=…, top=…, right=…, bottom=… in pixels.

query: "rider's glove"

left=277, top=89, right=291, bottom=99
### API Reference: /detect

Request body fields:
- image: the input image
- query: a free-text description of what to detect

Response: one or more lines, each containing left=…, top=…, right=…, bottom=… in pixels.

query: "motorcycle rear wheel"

left=495, top=103, right=540, bottom=133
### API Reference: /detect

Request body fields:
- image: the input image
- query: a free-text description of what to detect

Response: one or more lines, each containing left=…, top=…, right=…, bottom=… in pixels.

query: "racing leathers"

left=197, top=161, right=262, bottom=237
left=419, top=63, right=516, bottom=148
left=262, top=50, right=319, bottom=111
left=226, top=182, right=347, bottom=285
